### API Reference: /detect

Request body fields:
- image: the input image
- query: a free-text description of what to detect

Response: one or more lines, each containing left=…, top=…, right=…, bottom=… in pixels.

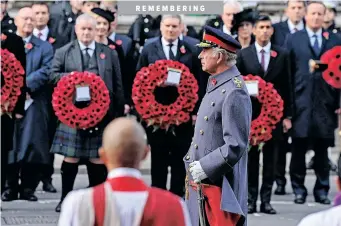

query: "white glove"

left=189, top=161, right=208, bottom=183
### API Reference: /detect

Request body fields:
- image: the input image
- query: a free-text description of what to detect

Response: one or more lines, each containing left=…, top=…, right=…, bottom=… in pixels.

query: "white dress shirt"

left=161, top=37, right=178, bottom=60
left=254, top=41, right=271, bottom=72
left=287, top=19, right=304, bottom=33
left=306, top=26, right=322, bottom=49
left=223, top=25, right=231, bottom=35
left=78, top=40, right=96, bottom=57
left=22, top=35, right=32, bottom=44
left=58, top=167, right=192, bottom=226
left=33, top=26, right=49, bottom=41
left=297, top=205, right=341, bottom=226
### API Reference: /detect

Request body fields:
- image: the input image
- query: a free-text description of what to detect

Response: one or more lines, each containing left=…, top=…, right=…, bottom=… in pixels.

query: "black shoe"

left=274, top=185, right=286, bottom=195
left=55, top=201, right=62, bottom=212
left=315, top=196, right=331, bottom=205
left=260, top=203, right=277, bottom=214
left=1, top=189, right=18, bottom=202
left=19, top=191, right=38, bottom=201
left=294, top=194, right=306, bottom=204
left=43, top=181, right=57, bottom=193
left=248, top=203, right=257, bottom=214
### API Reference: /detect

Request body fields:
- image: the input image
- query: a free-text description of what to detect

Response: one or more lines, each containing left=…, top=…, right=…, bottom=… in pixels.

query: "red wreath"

left=320, top=46, right=341, bottom=88
left=243, top=74, right=284, bottom=146
left=1, top=49, right=25, bottom=114
left=52, top=71, right=110, bottom=129
left=132, top=60, right=199, bottom=130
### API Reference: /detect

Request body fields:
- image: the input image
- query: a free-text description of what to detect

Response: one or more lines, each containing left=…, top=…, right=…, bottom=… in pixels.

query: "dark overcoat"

left=285, top=29, right=341, bottom=143
left=9, top=36, right=54, bottom=164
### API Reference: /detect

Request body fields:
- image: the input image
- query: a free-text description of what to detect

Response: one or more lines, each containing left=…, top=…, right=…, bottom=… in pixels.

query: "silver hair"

left=211, top=47, right=237, bottom=67
left=223, top=0, right=244, bottom=13
left=161, top=14, right=182, bottom=24
left=75, top=13, right=97, bottom=27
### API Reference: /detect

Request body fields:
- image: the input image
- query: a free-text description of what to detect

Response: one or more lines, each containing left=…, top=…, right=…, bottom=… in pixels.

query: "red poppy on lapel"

left=270, top=50, right=277, bottom=58
left=323, top=31, right=329, bottom=40
left=211, top=78, right=217, bottom=85
left=48, top=37, right=56, bottom=44
left=1, top=33, right=7, bottom=41
left=109, top=44, right=116, bottom=50
left=115, top=39, right=122, bottom=45
left=100, top=53, right=106, bottom=59
left=180, top=45, right=186, bottom=54
left=25, top=43, right=33, bottom=50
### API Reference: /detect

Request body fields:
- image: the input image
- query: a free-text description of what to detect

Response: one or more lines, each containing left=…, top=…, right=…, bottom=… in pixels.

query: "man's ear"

left=142, top=145, right=150, bottom=161
left=98, top=147, right=107, bottom=164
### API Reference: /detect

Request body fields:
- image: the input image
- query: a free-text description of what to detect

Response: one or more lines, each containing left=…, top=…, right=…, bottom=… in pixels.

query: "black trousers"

left=290, top=138, right=330, bottom=198
left=248, top=139, right=277, bottom=204
left=5, top=163, right=41, bottom=193
left=1, top=115, right=14, bottom=192
left=275, top=136, right=292, bottom=187
left=40, top=154, right=55, bottom=183
left=150, top=140, right=190, bottom=197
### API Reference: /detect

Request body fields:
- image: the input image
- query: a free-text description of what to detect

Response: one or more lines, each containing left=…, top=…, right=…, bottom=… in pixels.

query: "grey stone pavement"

left=1, top=146, right=340, bottom=226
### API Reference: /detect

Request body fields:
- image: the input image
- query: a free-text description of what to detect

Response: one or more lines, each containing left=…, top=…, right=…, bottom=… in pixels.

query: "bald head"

left=101, top=118, right=148, bottom=168
left=15, top=7, right=34, bottom=37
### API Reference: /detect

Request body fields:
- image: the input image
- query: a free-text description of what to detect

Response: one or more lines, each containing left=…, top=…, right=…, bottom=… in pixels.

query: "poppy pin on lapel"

left=1, top=33, right=7, bottom=41
left=323, top=32, right=329, bottom=40
left=100, top=53, right=106, bottom=59
left=116, top=39, right=122, bottom=45
left=211, top=78, right=217, bottom=86
left=109, top=44, right=116, bottom=50
left=25, top=43, right=33, bottom=50
left=270, top=50, right=277, bottom=58
left=180, top=46, right=186, bottom=54
left=48, top=37, right=56, bottom=44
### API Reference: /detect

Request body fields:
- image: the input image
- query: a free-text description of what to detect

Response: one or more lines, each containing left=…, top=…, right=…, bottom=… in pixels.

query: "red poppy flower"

left=1, top=33, right=7, bottom=41
left=323, top=31, right=329, bottom=40
left=270, top=50, right=277, bottom=58
left=100, top=53, right=105, bottom=59
left=322, top=57, right=341, bottom=88
left=109, top=44, right=116, bottom=50
left=48, top=37, right=56, bottom=44
left=25, top=43, right=33, bottom=50
left=180, top=46, right=186, bottom=54
left=115, top=39, right=122, bottom=45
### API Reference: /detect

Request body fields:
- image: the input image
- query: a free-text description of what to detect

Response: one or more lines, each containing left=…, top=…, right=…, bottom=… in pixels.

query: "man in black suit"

left=136, top=15, right=206, bottom=197
left=272, top=0, right=306, bottom=47
left=50, top=13, right=125, bottom=212
left=237, top=15, right=293, bottom=214
left=286, top=1, right=341, bottom=205
left=271, top=0, right=306, bottom=196
left=1, top=31, right=27, bottom=200
left=0, top=0, right=16, bottom=33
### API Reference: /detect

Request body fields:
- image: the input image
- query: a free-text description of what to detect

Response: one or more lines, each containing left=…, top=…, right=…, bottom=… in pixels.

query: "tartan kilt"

left=50, top=122, right=102, bottom=158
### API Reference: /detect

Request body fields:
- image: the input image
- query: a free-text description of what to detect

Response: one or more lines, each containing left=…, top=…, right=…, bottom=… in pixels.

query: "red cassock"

left=190, top=181, right=240, bottom=226
left=92, top=177, right=188, bottom=226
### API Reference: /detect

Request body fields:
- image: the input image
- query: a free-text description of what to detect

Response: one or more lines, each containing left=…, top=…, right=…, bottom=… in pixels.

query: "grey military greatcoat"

left=183, top=66, right=252, bottom=226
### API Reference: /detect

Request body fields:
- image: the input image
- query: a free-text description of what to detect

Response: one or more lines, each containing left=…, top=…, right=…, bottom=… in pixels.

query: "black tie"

left=83, top=47, right=90, bottom=68
left=168, top=43, right=176, bottom=60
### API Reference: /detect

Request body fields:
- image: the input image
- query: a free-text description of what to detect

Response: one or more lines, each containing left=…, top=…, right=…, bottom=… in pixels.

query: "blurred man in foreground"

left=58, top=117, right=192, bottom=226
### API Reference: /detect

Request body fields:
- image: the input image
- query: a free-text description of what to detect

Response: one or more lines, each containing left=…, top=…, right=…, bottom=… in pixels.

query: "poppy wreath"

left=243, top=74, right=284, bottom=148
left=132, top=59, right=199, bottom=131
left=320, top=46, right=341, bottom=89
left=1, top=48, right=25, bottom=114
left=52, top=71, right=110, bottom=129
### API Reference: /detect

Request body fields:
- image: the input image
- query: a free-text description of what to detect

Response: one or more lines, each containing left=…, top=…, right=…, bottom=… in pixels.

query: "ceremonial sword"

left=197, top=182, right=206, bottom=226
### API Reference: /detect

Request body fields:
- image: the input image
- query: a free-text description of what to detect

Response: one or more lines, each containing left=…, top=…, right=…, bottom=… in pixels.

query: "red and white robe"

left=58, top=168, right=192, bottom=226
